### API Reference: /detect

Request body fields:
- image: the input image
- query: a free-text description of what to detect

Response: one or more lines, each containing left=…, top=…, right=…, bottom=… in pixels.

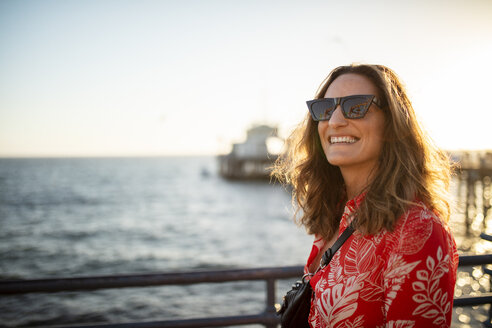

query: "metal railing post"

left=264, top=278, right=278, bottom=328
left=481, top=233, right=492, bottom=327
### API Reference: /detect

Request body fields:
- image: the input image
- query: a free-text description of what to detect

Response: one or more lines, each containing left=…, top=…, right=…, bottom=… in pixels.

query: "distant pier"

left=455, top=151, right=492, bottom=235
left=218, top=125, right=279, bottom=180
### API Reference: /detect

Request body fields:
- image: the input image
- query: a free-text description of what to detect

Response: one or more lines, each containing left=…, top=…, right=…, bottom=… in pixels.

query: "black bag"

left=276, top=274, right=312, bottom=328
left=277, top=225, right=354, bottom=328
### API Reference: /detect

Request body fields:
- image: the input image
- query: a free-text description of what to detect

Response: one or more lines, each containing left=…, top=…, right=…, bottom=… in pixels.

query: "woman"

left=274, top=64, right=458, bottom=327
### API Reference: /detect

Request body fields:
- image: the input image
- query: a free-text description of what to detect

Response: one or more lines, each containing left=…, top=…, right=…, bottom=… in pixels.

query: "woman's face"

left=318, top=73, right=385, bottom=177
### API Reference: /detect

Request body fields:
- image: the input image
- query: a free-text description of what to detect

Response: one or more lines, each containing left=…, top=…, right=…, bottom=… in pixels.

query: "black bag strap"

left=320, top=224, right=355, bottom=268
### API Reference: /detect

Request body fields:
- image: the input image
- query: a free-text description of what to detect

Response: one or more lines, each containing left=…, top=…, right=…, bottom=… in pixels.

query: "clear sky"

left=1, top=0, right=491, bottom=157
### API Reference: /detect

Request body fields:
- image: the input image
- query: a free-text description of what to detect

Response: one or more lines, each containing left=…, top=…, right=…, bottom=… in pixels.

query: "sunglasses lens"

left=342, top=96, right=372, bottom=119
left=311, top=99, right=336, bottom=121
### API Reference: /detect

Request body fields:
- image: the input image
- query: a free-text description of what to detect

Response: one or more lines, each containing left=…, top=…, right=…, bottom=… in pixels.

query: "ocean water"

left=0, top=157, right=312, bottom=327
left=0, top=157, right=490, bottom=327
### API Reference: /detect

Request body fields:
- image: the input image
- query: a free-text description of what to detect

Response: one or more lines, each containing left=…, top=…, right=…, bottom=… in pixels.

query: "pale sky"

left=1, top=0, right=491, bottom=157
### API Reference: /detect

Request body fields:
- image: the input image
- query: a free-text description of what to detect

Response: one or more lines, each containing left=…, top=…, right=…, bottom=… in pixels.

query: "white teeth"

left=330, top=136, right=357, bottom=144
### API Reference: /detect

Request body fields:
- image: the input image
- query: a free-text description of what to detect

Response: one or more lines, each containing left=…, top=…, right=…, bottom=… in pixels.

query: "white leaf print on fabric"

left=383, top=320, right=416, bottom=328
left=345, top=236, right=378, bottom=275
left=317, top=274, right=369, bottom=328
left=386, top=207, right=434, bottom=256
left=344, top=235, right=385, bottom=302
left=411, top=246, right=451, bottom=327
left=341, top=315, right=365, bottom=328
left=384, top=254, right=421, bottom=312
left=327, top=250, right=345, bottom=286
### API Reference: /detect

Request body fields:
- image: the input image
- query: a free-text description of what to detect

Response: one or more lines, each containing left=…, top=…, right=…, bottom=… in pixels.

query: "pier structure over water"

left=455, top=151, right=492, bottom=235
left=218, top=125, right=279, bottom=180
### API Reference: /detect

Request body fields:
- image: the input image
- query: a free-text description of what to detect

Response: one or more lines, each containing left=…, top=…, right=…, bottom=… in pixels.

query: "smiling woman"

left=273, top=63, right=459, bottom=327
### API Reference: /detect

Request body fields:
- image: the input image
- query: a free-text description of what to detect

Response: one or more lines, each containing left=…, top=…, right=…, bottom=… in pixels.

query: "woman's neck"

left=340, top=166, right=375, bottom=200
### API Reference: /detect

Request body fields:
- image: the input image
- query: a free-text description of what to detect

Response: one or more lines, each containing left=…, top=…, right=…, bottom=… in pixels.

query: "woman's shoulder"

left=396, top=202, right=448, bottom=231
left=385, top=202, right=456, bottom=257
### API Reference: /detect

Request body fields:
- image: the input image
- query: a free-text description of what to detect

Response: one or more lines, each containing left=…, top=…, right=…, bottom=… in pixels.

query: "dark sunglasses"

left=306, top=94, right=383, bottom=121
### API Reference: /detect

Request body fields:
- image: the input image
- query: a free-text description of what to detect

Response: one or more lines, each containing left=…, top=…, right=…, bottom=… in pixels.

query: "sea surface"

left=0, top=156, right=490, bottom=327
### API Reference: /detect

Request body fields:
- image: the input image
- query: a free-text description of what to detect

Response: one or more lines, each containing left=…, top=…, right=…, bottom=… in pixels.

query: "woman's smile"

left=329, top=136, right=359, bottom=144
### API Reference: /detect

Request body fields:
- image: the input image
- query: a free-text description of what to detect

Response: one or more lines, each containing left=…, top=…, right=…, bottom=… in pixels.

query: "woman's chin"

left=326, top=155, right=351, bottom=167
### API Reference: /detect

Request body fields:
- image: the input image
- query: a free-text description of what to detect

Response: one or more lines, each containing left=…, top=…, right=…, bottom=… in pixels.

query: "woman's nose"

left=329, top=106, right=348, bottom=127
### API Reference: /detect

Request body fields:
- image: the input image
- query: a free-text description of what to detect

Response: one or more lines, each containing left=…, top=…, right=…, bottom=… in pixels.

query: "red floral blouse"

left=305, top=195, right=459, bottom=328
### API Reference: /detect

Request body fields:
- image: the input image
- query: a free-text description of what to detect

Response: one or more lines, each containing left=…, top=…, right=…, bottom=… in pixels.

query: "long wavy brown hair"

left=273, top=64, right=453, bottom=241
